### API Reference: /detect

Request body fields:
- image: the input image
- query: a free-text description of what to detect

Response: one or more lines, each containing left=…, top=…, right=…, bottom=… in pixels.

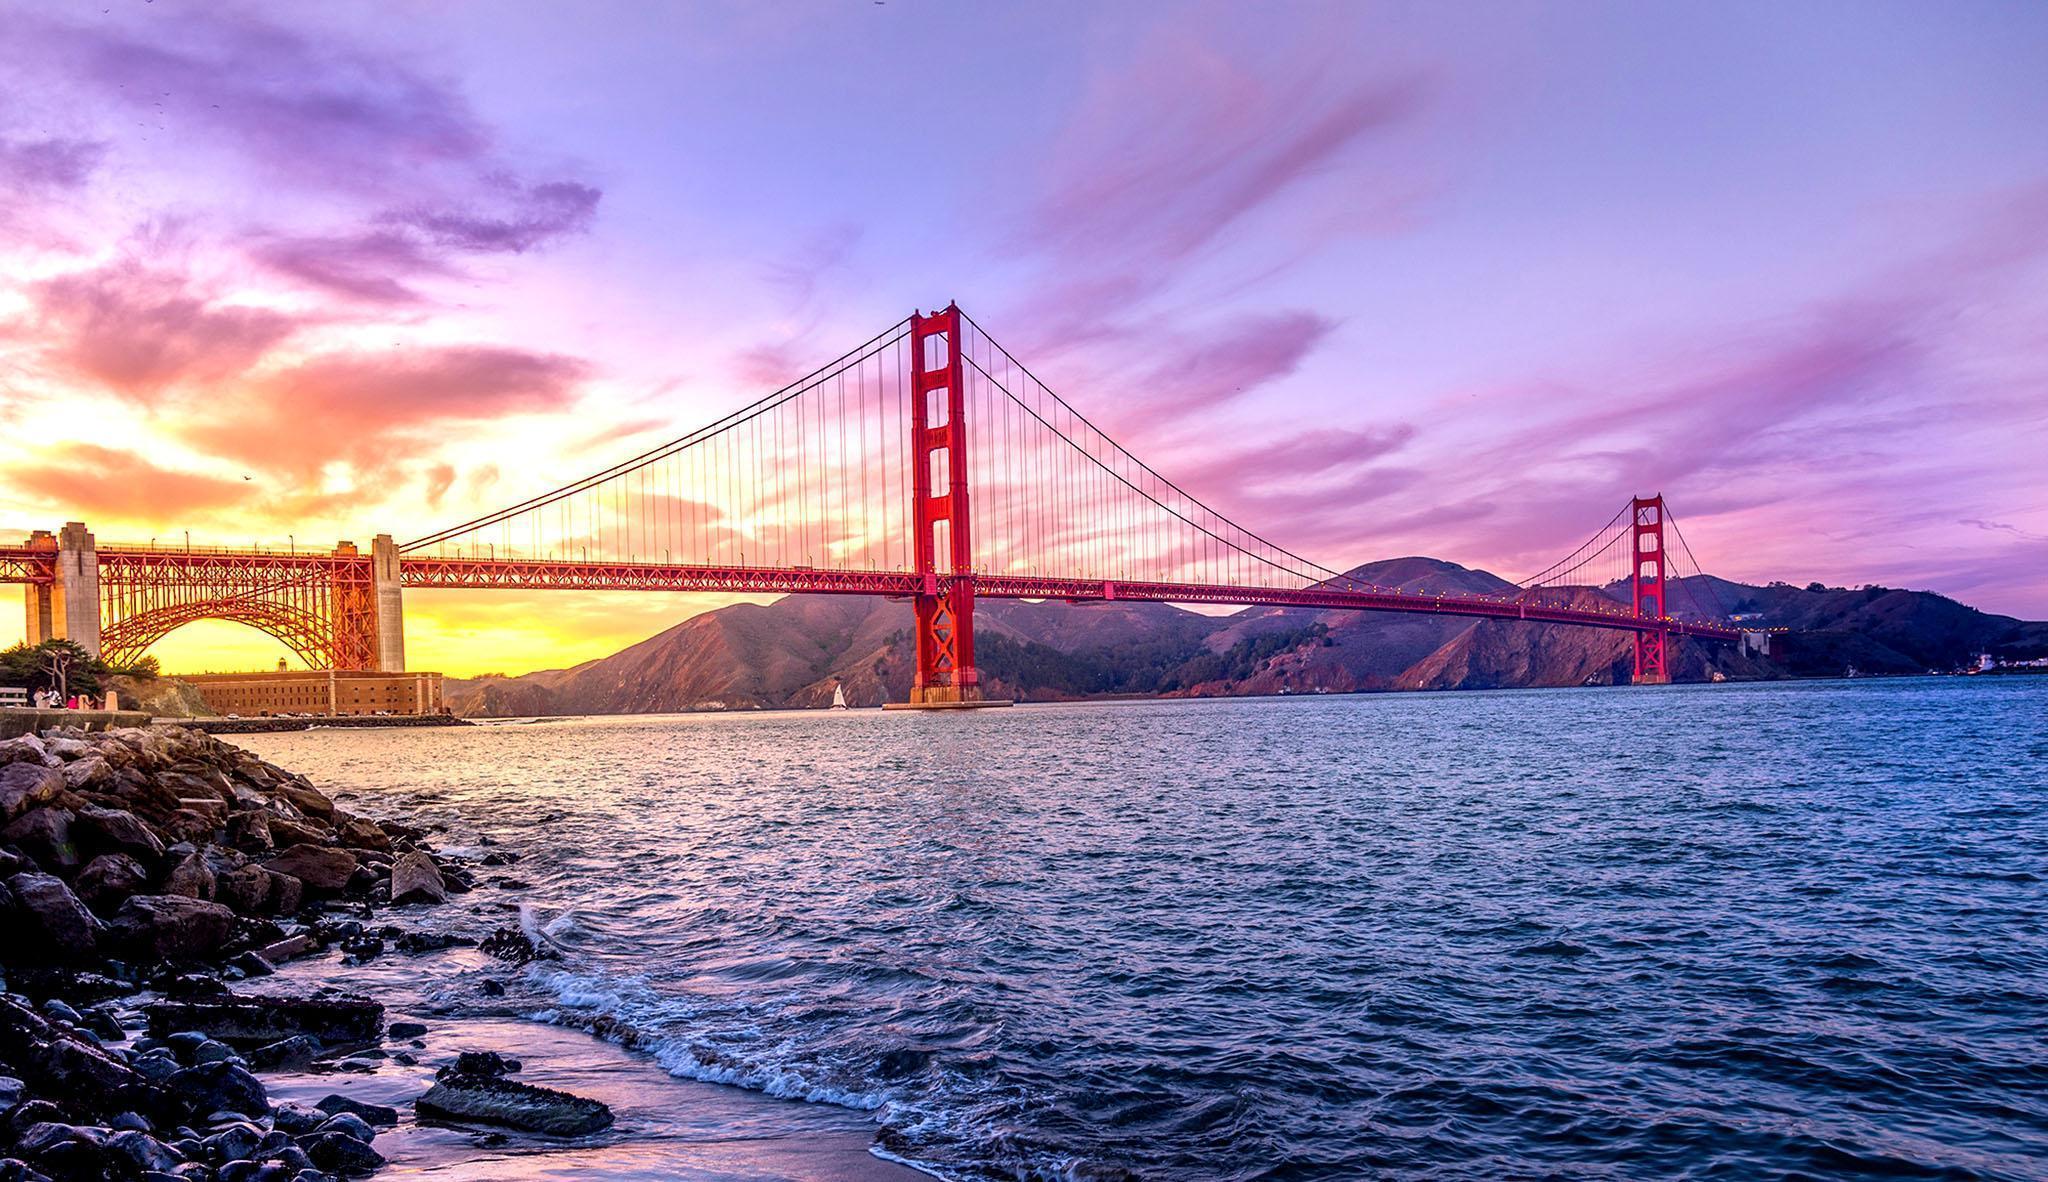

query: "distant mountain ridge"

left=442, top=558, right=2048, bottom=716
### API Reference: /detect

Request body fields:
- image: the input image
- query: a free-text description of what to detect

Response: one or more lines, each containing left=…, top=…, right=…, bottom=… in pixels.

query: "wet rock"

left=228, top=951, right=275, bottom=978
left=0, top=761, right=63, bottom=823
left=262, top=846, right=355, bottom=894
left=202, top=1120, right=264, bottom=1161
left=273, top=781, right=334, bottom=822
left=335, top=815, right=390, bottom=853
left=479, top=927, right=555, bottom=964
left=109, top=895, right=238, bottom=960
left=313, top=1113, right=374, bottom=1144
left=0, top=995, right=171, bottom=1122
left=80, top=1007, right=125, bottom=1042
left=301, top=1130, right=384, bottom=1176
left=244, top=1035, right=321, bottom=1071
left=312, top=1095, right=396, bottom=1127
left=0, top=1075, right=22, bottom=1107
left=190, top=1038, right=236, bottom=1064
left=386, top=1022, right=427, bottom=1039
left=337, top=934, right=382, bottom=964
left=106, top=1129, right=183, bottom=1174
left=7, top=872, right=102, bottom=959
left=74, top=853, right=150, bottom=914
left=146, top=995, right=383, bottom=1048
left=479, top=980, right=505, bottom=997
left=3, top=808, right=80, bottom=873
left=386, top=853, right=445, bottom=905
left=392, top=932, right=473, bottom=955
left=131, top=1049, right=180, bottom=1082
left=270, top=1102, right=327, bottom=1135
left=256, top=933, right=318, bottom=964
left=166, top=1061, right=266, bottom=1118
left=76, top=805, right=165, bottom=862
left=158, top=972, right=230, bottom=999
left=415, top=1071, right=613, bottom=1136
left=439, top=1051, right=518, bottom=1079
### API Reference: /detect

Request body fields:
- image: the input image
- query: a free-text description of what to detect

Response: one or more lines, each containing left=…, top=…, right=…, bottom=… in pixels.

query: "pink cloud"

left=29, top=258, right=300, bottom=399
left=180, top=345, right=589, bottom=479
left=3, top=444, right=247, bottom=519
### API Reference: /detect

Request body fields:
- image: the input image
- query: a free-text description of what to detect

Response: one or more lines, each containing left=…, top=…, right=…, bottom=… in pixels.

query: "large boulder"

left=164, top=1060, right=266, bottom=1118
left=0, top=733, right=55, bottom=767
left=269, top=816, right=331, bottom=847
left=274, top=780, right=335, bottom=820
left=388, top=852, right=446, bottom=905
left=0, top=995, right=174, bottom=1122
left=217, top=862, right=303, bottom=915
left=59, top=756, right=113, bottom=792
left=73, top=853, right=150, bottom=915
left=3, top=807, right=80, bottom=872
left=146, top=994, right=383, bottom=1047
left=226, top=810, right=273, bottom=853
left=415, top=1069, right=613, bottom=1136
left=335, top=814, right=391, bottom=852
left=263, top=844, right=356, bottom=892
left=107, top=895, right=237, bottom=960
left=75, top=805, right=165, bottom=862
left=304, top=1129, right=387, bottom=1176
left=7, top=871, right=102, bottom=958
left=161, top=850, right=216, bottom=900
left=0, top=761, right=63, bottom=824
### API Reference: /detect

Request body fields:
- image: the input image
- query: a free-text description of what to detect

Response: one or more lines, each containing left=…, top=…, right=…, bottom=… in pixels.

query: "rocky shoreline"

left=0, top=724, right=611, bottom=1182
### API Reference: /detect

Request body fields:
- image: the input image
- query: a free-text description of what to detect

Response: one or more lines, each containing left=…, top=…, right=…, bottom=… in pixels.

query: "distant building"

left=1980, top=653, right=1996, bottom=672
left=183, top=670, right=444, bottom=717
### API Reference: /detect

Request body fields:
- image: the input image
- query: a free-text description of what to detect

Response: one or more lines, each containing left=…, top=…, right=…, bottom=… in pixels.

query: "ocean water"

left=240, top=677, right=2048, bottom=1181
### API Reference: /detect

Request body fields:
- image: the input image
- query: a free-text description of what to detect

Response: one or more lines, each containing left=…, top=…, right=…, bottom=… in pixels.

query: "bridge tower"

left=904, top=304, right=985, bottom=706
left=1631, top=494, right=1670, bottom=685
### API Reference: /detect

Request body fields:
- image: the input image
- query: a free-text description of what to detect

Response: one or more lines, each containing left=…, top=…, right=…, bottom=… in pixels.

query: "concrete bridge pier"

left=23, top=530, right=53, bottom=647
left=371, top=533, right=405, bottom=672
left=50, top=522, right=100, bottom=658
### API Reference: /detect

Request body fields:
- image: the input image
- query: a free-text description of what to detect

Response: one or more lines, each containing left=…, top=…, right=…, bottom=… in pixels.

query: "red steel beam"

left=2, top=546, right=1745, bottom=641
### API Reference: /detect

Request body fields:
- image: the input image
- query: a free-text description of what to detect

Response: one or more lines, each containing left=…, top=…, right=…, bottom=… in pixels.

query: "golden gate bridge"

left=2, top=305, right=1751, bottom=702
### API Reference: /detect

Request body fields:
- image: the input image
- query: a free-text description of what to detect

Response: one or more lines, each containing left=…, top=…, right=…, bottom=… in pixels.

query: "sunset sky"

left=3, top=1, right=2046, bottom=676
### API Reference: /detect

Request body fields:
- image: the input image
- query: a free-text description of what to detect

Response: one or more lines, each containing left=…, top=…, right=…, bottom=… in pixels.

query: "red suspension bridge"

left=3, top=305, right=1753, bottom=701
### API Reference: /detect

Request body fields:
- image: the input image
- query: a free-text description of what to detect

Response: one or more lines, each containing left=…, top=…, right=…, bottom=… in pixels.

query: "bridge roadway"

left=403, top=555, right=1743, bottom=639
left=0, top=545, right=1738, bottom=642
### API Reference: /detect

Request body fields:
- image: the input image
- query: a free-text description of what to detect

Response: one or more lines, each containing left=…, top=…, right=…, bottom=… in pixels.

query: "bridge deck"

left=0, top=548, right=1744, bottom=641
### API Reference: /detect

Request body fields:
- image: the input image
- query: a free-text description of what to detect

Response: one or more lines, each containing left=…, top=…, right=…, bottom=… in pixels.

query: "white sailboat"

left=830, top=684, right=849, bottom=709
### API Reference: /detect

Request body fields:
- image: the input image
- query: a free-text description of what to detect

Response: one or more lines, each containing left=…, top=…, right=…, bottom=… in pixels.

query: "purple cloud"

left=0, top=136, right=105, bottom=192
left=1139, top=311, right=1337, bottom=411
left=250, top=229, right=455, bottom=304
left=393, top=178, right=602, bottom=254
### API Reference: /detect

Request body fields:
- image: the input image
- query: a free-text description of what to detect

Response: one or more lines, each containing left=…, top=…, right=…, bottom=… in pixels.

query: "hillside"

left=441, top=560, right=2048, bottom=716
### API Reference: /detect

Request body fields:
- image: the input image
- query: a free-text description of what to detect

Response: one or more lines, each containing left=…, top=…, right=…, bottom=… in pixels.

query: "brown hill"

left=440, top=560, right=2045, bottom=716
